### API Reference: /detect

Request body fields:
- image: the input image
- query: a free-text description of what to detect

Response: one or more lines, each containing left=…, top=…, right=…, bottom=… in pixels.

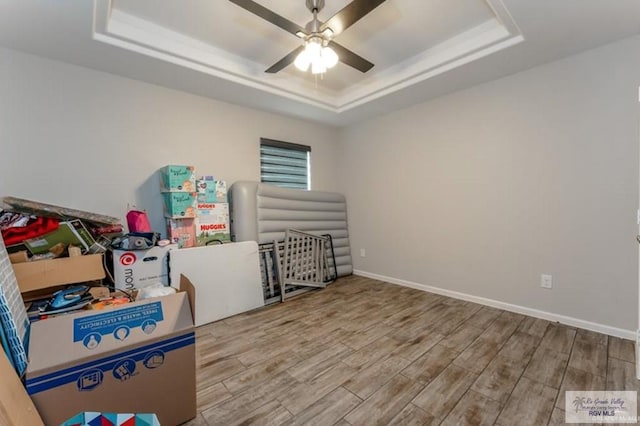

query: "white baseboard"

left=353, top=269, right=635, bottom=341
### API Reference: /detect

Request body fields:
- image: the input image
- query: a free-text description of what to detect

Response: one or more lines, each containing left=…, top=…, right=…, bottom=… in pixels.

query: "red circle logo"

left=119, top=252, right=137, bottom=266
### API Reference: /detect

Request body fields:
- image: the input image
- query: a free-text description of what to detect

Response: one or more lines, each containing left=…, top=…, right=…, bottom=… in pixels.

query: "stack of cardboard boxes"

left=162, top=165, right=197, bottom=248
left=163, top=165, right=230, bottom=248
left=194, top=176, right=230, bottom=245
left=1, top=196, right=197, bottom=425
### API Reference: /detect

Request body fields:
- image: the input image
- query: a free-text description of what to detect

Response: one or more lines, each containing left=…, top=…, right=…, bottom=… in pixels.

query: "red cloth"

left=1, top=216, right=59, bottom=246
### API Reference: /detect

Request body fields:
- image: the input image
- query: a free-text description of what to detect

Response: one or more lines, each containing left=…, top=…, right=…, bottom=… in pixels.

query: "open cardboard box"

left=12, top=254, right=106, bottom=293
left=22, top=275, right=197, bottom=426
left=0, top=348, right=44, bottom=425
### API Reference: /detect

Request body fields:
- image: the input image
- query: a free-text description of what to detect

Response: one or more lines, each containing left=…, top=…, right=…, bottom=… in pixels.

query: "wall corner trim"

left=353, top=269, right=635, bottom=341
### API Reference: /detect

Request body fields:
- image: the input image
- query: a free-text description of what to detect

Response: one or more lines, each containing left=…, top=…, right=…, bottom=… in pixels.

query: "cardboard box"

left=215, top=180, right=228, bottom=203
left=196, top=178, right=227, bottom=203
left=162, top=192, right=196, bottom=218
left=0, top=348, right=44, bottom=426
left=196, top=176, right=215, bottom=198
left=166, top=218, right=196, bottom=248
left=194, top=204, right=230, bottom=246
left=195, top=201, right=229, bottom=216
left=12, top=254, right=105, bottom=293
left=159, top=165, right=196, bottom=192
left=113, top=245, right=175, bottom=290
left=25, top=275, right=196, bottom=426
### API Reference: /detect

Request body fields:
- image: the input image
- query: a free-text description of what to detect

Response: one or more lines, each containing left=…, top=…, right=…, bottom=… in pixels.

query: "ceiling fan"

left=229, top=0, right=387, bottom=75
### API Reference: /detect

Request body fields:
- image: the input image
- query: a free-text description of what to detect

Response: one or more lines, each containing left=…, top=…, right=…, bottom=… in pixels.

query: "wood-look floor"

left=184, top=275, right=637, bottom=426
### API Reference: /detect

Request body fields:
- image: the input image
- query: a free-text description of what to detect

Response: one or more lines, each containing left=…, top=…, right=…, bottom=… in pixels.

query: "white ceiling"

left=0, top=1, right=638, bottom=127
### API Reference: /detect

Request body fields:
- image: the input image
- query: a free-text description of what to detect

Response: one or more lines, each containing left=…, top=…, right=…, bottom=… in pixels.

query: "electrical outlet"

left=360, top=248, right=366, bottom=257
left=540, top=274, right=552, bottom=289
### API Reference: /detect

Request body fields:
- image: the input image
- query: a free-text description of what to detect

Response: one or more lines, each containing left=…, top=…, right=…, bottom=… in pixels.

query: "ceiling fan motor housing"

left=306, top=0, right=325, bottom=13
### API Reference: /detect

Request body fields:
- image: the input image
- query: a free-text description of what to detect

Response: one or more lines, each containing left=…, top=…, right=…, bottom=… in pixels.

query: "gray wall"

left=0, top=47, right=341, bottom=233
left=2, top=35, right=639, bottom=332
left=338, top=36, right=640, bottom=331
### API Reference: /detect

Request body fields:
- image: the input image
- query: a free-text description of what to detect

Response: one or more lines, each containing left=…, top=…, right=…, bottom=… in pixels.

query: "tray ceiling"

left=97, top=0, right=522, bottom=111
left=0, top=0, right=638, bottom=126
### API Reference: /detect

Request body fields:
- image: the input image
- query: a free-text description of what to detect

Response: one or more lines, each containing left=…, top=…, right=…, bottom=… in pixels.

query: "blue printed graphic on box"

left=144, top=350, right=165, bottom=369
left=76, top=369, right=103, bottom=391
left=112, top=359, right=136, bottom=381
left=73, top=302, right=164, bottom=343
left=82, top=333, right=102, bottom=350
left=27, top=333, right=194, bottom=396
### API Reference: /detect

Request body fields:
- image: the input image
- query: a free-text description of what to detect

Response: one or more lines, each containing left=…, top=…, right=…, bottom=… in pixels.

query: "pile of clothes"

left=0, top=196, right=123, bottom=259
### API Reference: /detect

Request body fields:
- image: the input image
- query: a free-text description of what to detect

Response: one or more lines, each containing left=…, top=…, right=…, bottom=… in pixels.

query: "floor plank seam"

left=443, top=320, right=521, bottom=425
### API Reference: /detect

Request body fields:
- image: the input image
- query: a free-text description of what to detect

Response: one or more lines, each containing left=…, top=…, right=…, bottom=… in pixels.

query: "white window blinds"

left=260, top=138, right=310, bottom=190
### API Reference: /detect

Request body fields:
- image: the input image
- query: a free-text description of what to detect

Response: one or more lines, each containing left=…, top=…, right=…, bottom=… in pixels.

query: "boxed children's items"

left=194, top=203, right=230, bottom=245
left=196, top=176, right=215, bottom=202
left=166, top=218, right=196, bottom=249
left=162, top=192, right=196, bottom=218
left=214, top=180, right=228, bottom=202
left=196, top=177, right=227, bottom=203
left=159, top=165, right=196, bottom=192
left=112, top=245, right=176, bottom=290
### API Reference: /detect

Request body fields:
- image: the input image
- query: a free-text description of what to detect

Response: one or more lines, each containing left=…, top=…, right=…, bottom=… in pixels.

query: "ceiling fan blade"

left=328, top=41, right=374, bottom=73
left=265, top=45, right=305, bottom=73
left=229, top=0, right=306, bottom=36
left=320, top=0, right=387, bottom=37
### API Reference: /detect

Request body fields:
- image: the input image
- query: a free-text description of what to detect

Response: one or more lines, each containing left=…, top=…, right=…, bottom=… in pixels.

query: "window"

left=260, top=138, right=311, bottom=190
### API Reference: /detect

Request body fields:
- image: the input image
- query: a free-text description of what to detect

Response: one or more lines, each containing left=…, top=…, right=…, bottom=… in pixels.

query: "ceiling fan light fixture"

left=294, top=49, right=311, bottom=71
left=295, top=37, right=338, bottom=74
left=311, top=58, right=327, bottom=74
left=321, top=46, right=338, bottom=68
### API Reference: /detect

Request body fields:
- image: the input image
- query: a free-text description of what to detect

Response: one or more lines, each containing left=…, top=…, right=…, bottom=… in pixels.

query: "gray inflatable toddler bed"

left=229, top=181, right=353, bottom=277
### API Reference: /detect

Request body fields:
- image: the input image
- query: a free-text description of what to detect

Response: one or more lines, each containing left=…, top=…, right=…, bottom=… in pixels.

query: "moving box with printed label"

left=25, top=275, right=196, bottom=426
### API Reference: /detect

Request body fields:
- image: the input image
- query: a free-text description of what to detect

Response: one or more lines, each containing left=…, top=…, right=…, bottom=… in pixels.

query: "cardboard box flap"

left=0, top=349, right=44, bottom=426
left=179, top=274, right=196, bottom=322
left=27, top=291, right=193, bottom=373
